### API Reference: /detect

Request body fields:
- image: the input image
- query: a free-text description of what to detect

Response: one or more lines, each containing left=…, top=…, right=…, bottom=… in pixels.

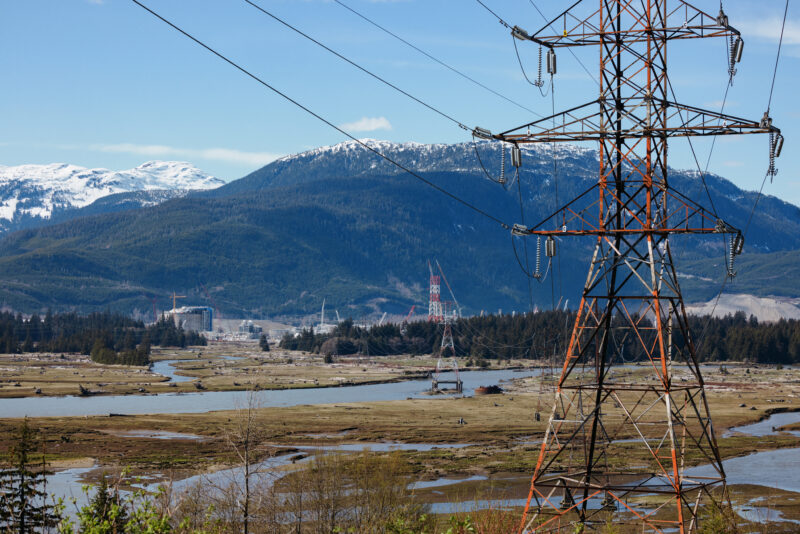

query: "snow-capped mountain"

left=0, top=161, right=224, bottom=234
left=0, top=139, right=799, bottom=315
left=212, top=138, right=800, bottom=256
left=214, top=138, right=597, bottom=196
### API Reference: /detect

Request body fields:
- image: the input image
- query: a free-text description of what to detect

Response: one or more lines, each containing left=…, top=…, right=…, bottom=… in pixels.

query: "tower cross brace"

left=489, top=1, right=781, bottom=532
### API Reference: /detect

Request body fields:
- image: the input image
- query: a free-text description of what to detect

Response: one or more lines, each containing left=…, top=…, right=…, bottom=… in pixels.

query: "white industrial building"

left=166, top=306, right=213, bottom=332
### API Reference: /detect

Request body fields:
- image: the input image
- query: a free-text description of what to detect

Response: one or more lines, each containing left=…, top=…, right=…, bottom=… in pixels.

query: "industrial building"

left=238, top=320, right=263, bottom=339
left=166, top=306, right=213, bottom=332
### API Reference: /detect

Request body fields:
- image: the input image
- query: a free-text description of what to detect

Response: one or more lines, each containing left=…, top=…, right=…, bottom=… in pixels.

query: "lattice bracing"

left=501, top=1, right=780, bottom=532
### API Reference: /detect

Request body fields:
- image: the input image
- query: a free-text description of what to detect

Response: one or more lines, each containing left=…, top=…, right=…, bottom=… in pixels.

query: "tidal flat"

left=1, top=343, right=799, bottom=530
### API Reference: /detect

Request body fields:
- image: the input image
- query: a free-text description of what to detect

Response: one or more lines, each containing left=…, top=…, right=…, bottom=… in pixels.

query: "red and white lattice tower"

left=428, top=261, right=462, bottom=392
left=428, top=260, right=444, bottom=323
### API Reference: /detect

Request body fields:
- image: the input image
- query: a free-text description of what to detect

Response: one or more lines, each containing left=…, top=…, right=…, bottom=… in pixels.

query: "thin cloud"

left=704, top=100, right=738, bottom=109
left=723, top=160, right=745, bottom=168
left=738, top=17, right=800, bottom=45
left=91, top=143, right=281, bottom=167
left=339, top=116, right=392, bottom=132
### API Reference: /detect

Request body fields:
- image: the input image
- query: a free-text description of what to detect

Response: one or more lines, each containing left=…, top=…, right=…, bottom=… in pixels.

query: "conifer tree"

left=0, top=419, right=59, bottom=532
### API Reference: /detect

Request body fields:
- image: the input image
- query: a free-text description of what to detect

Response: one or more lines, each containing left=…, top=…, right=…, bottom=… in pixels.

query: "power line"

left=740, top=0, right=789, bottom=235
left=767, top=0, right=789, bottom=113
left=474, top=0, right=511, bottom=29
left=477, top=0, right=599, bottom=87
left=691, top=1, right=790, bottom=347
left=512, top=36, right=545, bottom=90
left=332, top=0, right=543, bottom=118
left=130, top=0, right=511, bottom=230
left=525, top=0, right=599, bottom=86
left=242, top=0, right=470, bottom=132
left=665, top=76, right=719, bottom=217
left=516, top=169, right=535, bottom=311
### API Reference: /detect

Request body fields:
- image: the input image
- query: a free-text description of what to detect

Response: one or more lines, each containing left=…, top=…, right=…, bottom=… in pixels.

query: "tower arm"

left=515, top=0, right=738, bottom=48
left=494, top=99, right=778, bottom=144
left=509, top=182, right=741, bottom=238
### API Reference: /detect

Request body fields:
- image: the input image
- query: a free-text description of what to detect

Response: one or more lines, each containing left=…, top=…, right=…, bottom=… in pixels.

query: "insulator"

left=768, top=131, right=778, bottom=179
left=545, top=235, right=556, bottom=257
left=511, top=145, right=522, bottom=168
left=734, top=37, right=744, bottom=63
left=774, top=134, right=784, bottom=158
left=511, top=25, right=530, bottom=41
left=546, top=49, right=556, bottom=75
left=732, top=231, right=744, bottom=255
left=728, top=34, right=738, bottom=80
left=512, top=223, right=529, bottom=236
left=499, top=144, right=506, bottom=185
left=535, top=46, right=545, bottom=88
left=727, top=233, right=737, bottom=278
left=534, top=236, right=542, bottom=278
left=473, top=126, right=493, bottom=140
left=716, top=8, right=728, bottom=27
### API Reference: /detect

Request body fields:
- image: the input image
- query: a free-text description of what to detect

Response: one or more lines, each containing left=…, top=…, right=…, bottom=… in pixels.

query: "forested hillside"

left=0, top=140, right=796, bottom=318
left=282, top=311, right=800, bottom=365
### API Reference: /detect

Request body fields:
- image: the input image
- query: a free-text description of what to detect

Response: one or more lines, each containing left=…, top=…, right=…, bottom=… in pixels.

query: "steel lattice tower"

left=428, top=265, right=444, bottom=324
left=489, top=1, right=781, bottom=532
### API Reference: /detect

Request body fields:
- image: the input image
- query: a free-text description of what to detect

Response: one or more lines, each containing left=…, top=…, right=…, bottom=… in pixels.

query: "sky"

left=1, top=0, right=798, bottom=204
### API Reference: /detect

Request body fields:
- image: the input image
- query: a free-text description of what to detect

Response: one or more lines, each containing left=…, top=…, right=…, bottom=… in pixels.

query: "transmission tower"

left=428, top=260, right=444, bottom=323
left=480, top=2, right=782, bottom=532
left=428, top=261, right=462, bottom=392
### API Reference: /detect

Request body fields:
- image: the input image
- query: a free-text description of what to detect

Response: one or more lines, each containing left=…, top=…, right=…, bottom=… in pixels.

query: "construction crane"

left=143, top=294, right=158, bottom=323
left=170, top=292, right=186, bottom=311
left=400, top=305, right=416, bottom=336
left=199, top=283, right=220, bottom=320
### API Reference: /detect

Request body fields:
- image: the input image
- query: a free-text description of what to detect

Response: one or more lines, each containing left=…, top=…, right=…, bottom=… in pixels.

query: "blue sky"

left=1, top=1, right=797, bottom=204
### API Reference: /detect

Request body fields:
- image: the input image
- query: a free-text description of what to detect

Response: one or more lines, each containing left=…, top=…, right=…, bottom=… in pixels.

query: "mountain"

left=0, top=161, right=224, bottom=234
left=0, top=140, right=797, bottom=319
left=210, top=139, right=597, bottom=196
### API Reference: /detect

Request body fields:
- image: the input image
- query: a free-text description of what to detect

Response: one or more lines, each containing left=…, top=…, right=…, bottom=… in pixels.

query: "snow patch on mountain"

left=278, top=138, right=596, bottom=167
left=258, top=139, right=598, bottom=189
left=0, top=161, right=223, bottom=222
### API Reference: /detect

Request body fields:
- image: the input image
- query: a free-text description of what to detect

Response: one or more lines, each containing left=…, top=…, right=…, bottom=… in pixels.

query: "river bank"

left=2, top=349, right=799, bottom=531
left=0, top=342, right=539, bottom=399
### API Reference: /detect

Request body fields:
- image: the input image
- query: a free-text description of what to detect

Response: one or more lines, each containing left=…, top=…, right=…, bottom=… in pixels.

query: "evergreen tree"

left=259, top=334, right=270, bottom=352
left=0, top=419, right=59, bottom=532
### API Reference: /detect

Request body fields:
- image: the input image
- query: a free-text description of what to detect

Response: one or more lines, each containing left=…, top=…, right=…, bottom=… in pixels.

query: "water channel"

left=30, top=367, right=800, bottom=523
left=428, top=410, right=800, bottom=516
left=0, top=368, right=539, bottom=418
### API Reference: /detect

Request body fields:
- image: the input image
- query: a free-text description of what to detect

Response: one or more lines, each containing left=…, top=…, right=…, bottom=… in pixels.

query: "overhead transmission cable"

left=474, top=0, right=510, bottom=28
left=476, top=0, right=599, bottom=88
left=130, top=0, right=511, bottom=231
left=242, top=0, right=470, bottom=132
left=475, top=0, right=571, bottom=310
left=332, top=0, right=543, bottom=118
left=767, top=0, right=789, bottom=113
left=515, top=168, right=535, bottom=311
left=744, top=0, right=788, bottom=239
left=512, top=37, right=549, bottom=95
left=550, top=76, right=563, bottom=309
left=525, top=0, right=599, bottom=87
left=693, top=0, right=788, bottom=352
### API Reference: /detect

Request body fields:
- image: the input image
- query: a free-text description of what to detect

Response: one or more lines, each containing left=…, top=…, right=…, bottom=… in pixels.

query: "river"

left=41, top=403, right=800, bottom=522
left=0, top=368, right=538, bottom=418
